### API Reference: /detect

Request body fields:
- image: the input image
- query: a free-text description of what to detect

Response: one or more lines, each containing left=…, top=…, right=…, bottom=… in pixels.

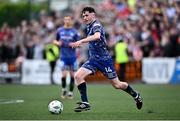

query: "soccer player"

left=70, top=7, right=143, bottom=112
left=53, top=15, right=80, bottom=99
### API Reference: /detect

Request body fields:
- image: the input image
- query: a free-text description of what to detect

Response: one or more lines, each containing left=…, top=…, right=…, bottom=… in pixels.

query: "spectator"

left=44, top=41, right=59, bottom=84
left=0, top=0, right=180, bottom=64
left=115, top=39, right=129, bottom=81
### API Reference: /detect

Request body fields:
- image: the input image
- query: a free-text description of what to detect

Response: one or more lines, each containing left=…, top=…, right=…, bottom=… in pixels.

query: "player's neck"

left=64, top=25, right=72, bottom=28
left=92, top=18, right=96, bottom=23
left=88, top=18, right=96, bottom=26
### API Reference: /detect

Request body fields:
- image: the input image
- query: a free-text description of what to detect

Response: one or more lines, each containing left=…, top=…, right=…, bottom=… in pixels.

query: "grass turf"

left=0, top=84, right=180, bottom=120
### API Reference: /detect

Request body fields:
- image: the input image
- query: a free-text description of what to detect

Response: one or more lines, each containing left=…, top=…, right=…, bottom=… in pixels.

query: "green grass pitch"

left=0, top=84, right=180, bottom=120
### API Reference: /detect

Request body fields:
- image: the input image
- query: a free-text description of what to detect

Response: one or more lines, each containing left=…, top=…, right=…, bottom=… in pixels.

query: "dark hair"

left=82, top=6, right=96, bottom=14
left=63, top=13, right=73, bottom=19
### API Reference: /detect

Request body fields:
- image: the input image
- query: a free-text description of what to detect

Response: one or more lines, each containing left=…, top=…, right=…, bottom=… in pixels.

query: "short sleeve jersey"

left=56, top=27, right=80, bottom=59
left=86, top=20, right=111, bottom=60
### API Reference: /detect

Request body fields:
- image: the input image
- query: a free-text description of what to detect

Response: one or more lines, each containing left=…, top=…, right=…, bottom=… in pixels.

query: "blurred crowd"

left=0, top=0, right=180, bottom=67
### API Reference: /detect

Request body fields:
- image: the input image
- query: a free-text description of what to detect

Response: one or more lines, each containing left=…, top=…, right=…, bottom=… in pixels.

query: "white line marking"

left=0, top=99, right=24, bottom=104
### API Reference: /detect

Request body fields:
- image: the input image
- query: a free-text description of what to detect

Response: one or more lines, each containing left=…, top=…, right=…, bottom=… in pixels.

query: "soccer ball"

left=48, top=100, right=63, bottom=114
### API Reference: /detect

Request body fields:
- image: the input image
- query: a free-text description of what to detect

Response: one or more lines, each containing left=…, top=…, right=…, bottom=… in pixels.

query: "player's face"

left=64, top=16, right=72, bottom=26
left=82, top=11, right=95, bottom=24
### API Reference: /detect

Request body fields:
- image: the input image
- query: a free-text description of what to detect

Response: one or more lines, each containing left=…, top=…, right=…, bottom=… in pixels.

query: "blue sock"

left=77, top=82, right=88, bottom=102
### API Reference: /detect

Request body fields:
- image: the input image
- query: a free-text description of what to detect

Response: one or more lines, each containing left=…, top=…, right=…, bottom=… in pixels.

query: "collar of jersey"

left=87, top=20, right=97, bottom=28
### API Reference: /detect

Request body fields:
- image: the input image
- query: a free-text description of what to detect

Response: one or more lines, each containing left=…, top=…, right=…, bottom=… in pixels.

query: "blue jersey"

left=86, top=20, right=111, bottom=60
left=82, top=20, right=117, bottom=79
left=56, top=27, right=80, bottom=59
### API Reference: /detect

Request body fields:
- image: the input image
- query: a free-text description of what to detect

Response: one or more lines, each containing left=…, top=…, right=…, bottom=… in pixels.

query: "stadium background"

left=0, top=0, right=180, bottom=120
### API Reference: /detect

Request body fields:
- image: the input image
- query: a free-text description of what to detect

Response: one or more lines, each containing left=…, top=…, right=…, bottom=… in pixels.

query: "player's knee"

left=112, top=81, right=126, bottom=90
left=113, top=84, right=124, bottom=89
left=111, top=81, right=120, bottom=89
left=112, top=84, right=120, bottom=89
left=74, top=72, right=83, bottom=81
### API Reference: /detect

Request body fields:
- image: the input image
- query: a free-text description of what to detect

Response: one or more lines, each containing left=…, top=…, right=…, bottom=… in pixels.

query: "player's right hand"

left=69, top=41, right=82, bottom=48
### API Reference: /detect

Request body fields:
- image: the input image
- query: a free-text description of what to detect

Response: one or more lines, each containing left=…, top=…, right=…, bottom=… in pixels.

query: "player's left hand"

left=69, top=41, right=82, bottom=48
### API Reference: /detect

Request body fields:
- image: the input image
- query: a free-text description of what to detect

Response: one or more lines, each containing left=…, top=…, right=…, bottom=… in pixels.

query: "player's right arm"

left=69, top=32, right=100, bottom=48
left=53, top=40, right=62, bottom=46
left=53, top=28, right=63, bottom=46
left=70, top=23, right=102, bottom=48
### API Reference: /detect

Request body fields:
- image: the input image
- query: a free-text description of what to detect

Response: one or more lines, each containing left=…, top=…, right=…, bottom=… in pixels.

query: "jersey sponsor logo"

left=61, top=36, right=73, bottom=40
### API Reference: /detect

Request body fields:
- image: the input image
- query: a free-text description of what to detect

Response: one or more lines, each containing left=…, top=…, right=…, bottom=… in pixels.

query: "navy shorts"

left=61, top=57, right=78, bottom=71
left=82, top=58, right=117, bottom=79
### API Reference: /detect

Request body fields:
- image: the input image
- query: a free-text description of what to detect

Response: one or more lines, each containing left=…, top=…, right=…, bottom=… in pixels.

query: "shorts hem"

left=107, top=76, right=118, bottom=80
left=81, top=66, right=95, bottom=75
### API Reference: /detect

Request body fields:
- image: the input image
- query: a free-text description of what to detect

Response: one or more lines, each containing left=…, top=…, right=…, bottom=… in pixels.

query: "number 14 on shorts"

left=105, top=67, right=112, bottom=73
